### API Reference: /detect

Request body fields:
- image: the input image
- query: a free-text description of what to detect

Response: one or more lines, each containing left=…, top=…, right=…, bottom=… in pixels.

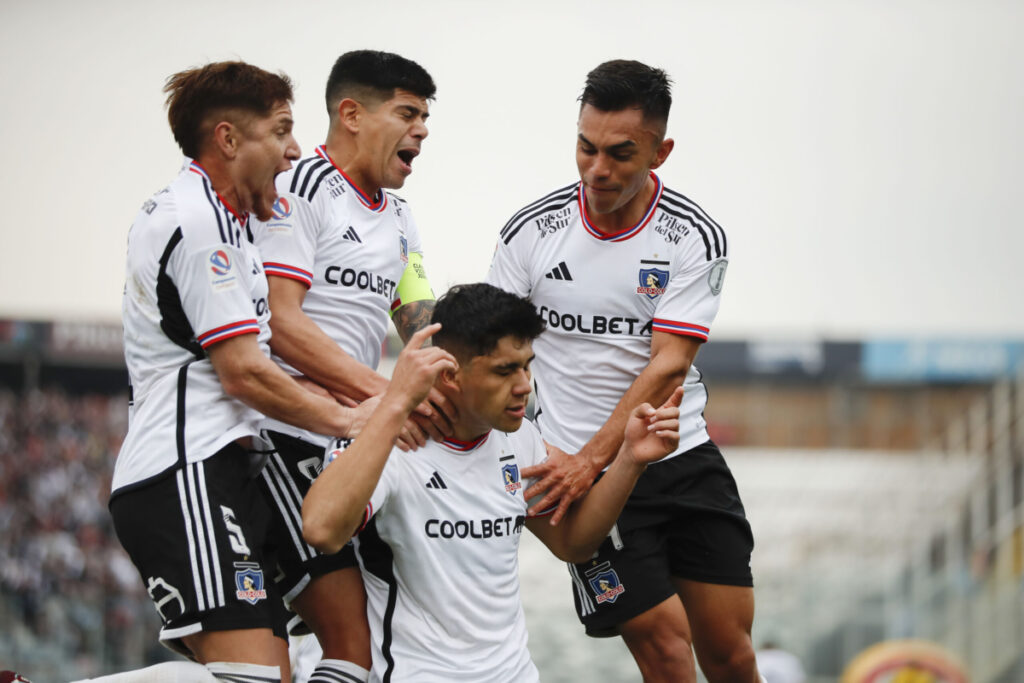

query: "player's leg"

left=259, top=432, right=371, bottom=681
left=671, top=580, right=758, bottom=683
left=567, top=524, right=697, bottom=682
left=663, top=441, right=760, bottom=683
left=291, top=566, right=372, bottom=681
left=184, top=629, right=290, bottom=681
left=616, top=595, right=696, bottom=683
left=110, top=443, right=290, bottom=682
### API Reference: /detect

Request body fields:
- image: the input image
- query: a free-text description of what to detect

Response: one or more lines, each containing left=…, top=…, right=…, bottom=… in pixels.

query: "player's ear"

left=439, top=365, right=461, bottom=393
left=338, top=98, right=361, bottom=133
left=650, top=137, right=674, bottom=170
left=211, top=120, right=239, bottom=159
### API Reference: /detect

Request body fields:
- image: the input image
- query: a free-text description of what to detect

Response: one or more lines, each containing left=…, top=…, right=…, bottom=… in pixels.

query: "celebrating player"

left=110, top=62, right=378, bottom=683
left=301, top=283, right=683, bottom=683
left=486, top=60, right=762, bottom=682
left=250, top=50, right=451, bottom=683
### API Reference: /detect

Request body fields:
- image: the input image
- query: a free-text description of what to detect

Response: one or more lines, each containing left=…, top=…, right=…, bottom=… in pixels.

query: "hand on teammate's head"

left=386, top=323, right=458, bottom=413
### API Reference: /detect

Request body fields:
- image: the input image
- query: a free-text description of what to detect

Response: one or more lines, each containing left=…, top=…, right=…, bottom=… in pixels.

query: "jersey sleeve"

left=652, top=251, right=730, bottom=343
left=400, top=198, right=424, bottom=256
left=255, top=192, right=323, bottom=288
left=360, top=451, right=401, bottom=532
left=173, top=239, right=261, bottom=349
left=486, top=234, right=532, bottom=298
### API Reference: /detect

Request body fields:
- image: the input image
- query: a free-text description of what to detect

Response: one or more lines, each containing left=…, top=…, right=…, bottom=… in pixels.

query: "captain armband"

left=389, top=252, right=435, bottom=318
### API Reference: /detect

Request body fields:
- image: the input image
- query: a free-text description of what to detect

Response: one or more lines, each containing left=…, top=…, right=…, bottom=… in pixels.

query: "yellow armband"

left=389, top=252, right=434, bottom=318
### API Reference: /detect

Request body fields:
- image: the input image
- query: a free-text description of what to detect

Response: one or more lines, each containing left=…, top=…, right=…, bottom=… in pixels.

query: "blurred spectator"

left=0, top=389, right=166, bottom=677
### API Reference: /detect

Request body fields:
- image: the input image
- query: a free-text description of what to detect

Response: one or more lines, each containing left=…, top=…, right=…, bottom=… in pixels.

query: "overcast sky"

left=1, top=0, right=1021, bottom=339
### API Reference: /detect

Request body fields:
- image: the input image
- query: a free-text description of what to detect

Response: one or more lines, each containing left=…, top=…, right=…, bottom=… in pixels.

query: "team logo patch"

left=708, top=259, right=728, bottom=296
left=588, top=566, right=626, bottom=604
left=208, top=249, right=238, bottom=292
left=234, top=563, right=267, bottom=604
left=209, top=250, right=231, bottom=275
left=399, top=235, right=409, bottom=264
left=636, top=268, right=669, bottom=299
left=502, top=463, right=521, bottom=495
left=270, top=196, right=291, bottom=220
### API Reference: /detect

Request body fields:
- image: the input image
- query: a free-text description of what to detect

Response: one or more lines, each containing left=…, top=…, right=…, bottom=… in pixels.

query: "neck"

left=586, top=173, right=656, bottom=234
left=323, top=134, right=381, bottom=201
left=449, top=421, right=489, bottom=444
left=194, top=157, right=244, bottom=217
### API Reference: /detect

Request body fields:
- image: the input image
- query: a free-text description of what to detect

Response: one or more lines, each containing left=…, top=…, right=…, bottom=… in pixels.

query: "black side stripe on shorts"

left=176, top=460, right=226, bottom=612
left=499, top=183, right=578, bottom=245
left=568, top=562, right=596, bottom=616
left=260, top=453, right=315, bottom=562
left=357, top=520, right=400, bottom=682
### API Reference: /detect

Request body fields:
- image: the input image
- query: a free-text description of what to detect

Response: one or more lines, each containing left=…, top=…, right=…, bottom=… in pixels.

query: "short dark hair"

left=325, top=50, right=436, bottom=115
left=431, top=284, right=545, bottom=361
left=164, top=61, right=293, bottom=159
left=580, top=59, right=672, bottom=128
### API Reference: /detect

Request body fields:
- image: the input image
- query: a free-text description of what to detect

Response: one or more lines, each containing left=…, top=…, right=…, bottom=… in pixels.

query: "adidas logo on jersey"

left=343, top=226, right=362, bottom=243
left=426, top=471, right=448, bottom=489
left=544, top=261, right=573, bottom=281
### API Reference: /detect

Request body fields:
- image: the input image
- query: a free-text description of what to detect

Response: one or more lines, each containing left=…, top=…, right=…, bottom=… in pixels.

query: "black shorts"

left=109, top=443, right=288, bottom=656
left=258, top=431, right=358, bottom=631
left=568, top=440, right=754, bottom=637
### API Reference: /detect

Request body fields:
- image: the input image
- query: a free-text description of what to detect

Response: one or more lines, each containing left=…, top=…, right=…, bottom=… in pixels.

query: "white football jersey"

left=114, top=160, right=271, bottom=493
left=253, top=145, right=424, bottom=445
left=349, top=423, right=547, bottom=683
left=487, top=173, right=729, bottom=461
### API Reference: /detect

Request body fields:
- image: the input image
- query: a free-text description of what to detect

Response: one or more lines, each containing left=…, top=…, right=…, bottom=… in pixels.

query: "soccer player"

left=110, top=62, right=378, bottom=683
left=250, top=50, right=451, bottom=683
left=486, top=60, right=761, bottom=682
left=301, top=283, right=684, bottom=683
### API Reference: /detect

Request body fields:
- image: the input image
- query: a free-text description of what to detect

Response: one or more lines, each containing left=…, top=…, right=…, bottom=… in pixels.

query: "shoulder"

left=658, top=185, right=729, bottom=261
left=507, top=421, right=545, bottom=460
left=279, top=153, right=335, bottom=204
left=498, top=181, right=579, bottom=246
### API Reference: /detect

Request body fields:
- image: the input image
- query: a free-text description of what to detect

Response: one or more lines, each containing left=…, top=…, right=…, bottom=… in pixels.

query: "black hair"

left=579, top=59, right=672, bottom=127
left=325, top=49, right=436, bottom=114
left=164, top=61, right=293, bottom=159
left=431, top=283, right=545, bottom=361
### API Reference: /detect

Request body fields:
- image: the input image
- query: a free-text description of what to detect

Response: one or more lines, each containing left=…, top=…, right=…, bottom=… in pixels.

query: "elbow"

left=301, top=513, right=345, bottom=555
left=550, top=540, right=598, bottom=564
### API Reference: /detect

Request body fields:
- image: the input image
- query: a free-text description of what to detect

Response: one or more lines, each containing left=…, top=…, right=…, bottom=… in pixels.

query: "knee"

left=624, top=625, right=696, bottom=681
left=697, top=640, right=758, bottom=683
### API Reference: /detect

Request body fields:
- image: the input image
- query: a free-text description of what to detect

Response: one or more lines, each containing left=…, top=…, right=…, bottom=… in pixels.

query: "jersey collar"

left=578, top=171, right=662, bottom=242
left=188, top=160, right=248, bottom=224
left=316, top=145, right=388, bottom=213
left=440, top=431, right=491, bottom=454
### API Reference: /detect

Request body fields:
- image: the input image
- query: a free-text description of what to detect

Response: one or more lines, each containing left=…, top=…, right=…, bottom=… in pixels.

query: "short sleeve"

left=254, top=192, right=323, bottom=288
left=400, top=199, right=424, bottom=256
left=652, top=256, right=729, bottom=343
left=516, top=421, right=557, bottom=517
left=486, top=236, right=532, bottom=298
left=173, top=241, right=260, bottom=349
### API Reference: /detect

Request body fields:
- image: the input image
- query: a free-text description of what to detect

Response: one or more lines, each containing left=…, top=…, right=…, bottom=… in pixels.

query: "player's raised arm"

left=526, top=387, right=683, bottom=562
left=302, top=325, right=457, bottom=553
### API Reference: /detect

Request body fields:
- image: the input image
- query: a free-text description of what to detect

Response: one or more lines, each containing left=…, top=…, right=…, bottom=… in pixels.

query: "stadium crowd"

left=0, top=388, right=166, bottom=678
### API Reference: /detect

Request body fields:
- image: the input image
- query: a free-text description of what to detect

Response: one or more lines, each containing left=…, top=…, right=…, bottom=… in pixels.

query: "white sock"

left=71, top=661, right=217, bottom=682
left=206, top=662, right=280, bottom=682
left=308, top=659, right=369, bottom=683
